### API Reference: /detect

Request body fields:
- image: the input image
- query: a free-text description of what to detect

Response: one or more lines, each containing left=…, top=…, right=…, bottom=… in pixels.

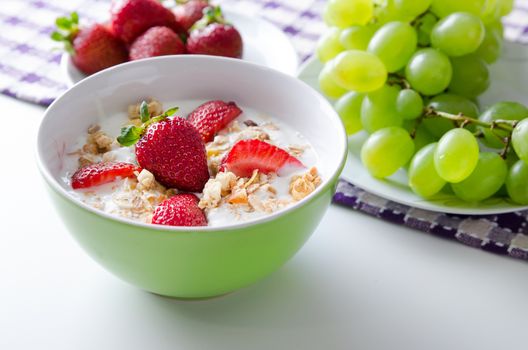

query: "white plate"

left=61, top=10, right=298, bottom=86
left=297, top=42, right=528, bottom=215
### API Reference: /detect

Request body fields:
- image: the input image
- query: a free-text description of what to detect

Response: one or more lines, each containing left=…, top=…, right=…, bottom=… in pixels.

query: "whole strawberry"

left=187, top=100, right=243, bottom=142
left=117, top=102, right=209, bottom=192
left=51, top=13, right=128, bottom=75
left=110, top=0, right=186, bottom=45
left=173, top=0, right=211, bottom=31
left=152, top=194, right=207, bottom=226
left=186, top=6, right=243, bottom=58
left=129, top=26, right=185, bottom=60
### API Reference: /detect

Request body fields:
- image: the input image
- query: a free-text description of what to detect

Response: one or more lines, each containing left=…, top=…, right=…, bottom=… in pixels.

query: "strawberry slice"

left=71, top=162, right=140, bottom=189
left=220, top=139, right=304, bottom=178
left=152, top=194, right=207, bottom=227
left=187, top=100, right=242, bottom=142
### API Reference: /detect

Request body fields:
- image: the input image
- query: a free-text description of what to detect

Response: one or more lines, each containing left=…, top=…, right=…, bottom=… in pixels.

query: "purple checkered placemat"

left=2, top=0, right=528, bottom=261
left=0, top=0, right=328, bottom=106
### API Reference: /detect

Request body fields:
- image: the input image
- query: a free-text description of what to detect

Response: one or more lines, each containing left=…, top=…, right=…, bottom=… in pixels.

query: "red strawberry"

left=152, top=194, right=207, bottom=226
left=110, top=0, right=186, bottom=45
left=117, top=103, right=209, bottom=192
left=51, top=13, right=128, bottom=75
left=186, top=7, right=243, bottom=58
left=173, top=0, right=211, bottom=31
left=129, top=26, right=185, bottom=60
left=220, top=139, right=304, bottom=178
left=136, top=118, right=210, bottom=191
left=71, top=162, right=140, bottom=189
left=187, top=100, right=243, bottom=142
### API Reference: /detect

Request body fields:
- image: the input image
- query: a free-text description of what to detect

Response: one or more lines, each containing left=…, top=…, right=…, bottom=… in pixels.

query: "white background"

left=2, top=94, right=528, bottom=350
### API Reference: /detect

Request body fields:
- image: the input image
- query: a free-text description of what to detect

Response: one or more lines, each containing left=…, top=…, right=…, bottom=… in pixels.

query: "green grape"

left=319, top=62, right=347, bottom=99
left=324, top=0, right=374, bottom=28
left=414, top=124, right=437, bottom=151
left=330, top=50, right=388, bottom=92
left=479, top=102, right=528, bottom=149
left=361, top=126, right=415, bottom=178
left=334, top=92, right=365, bottom=135
left=375, top=1, right=414, bottom=24
left=506, top=160, right=528, bottom=205
left=428, top=93, right=480, bottom=117
left=316, top=28, right=344, bottom=63
left=431, top=12, right=485, bottom=57
left=512, top=118, right=528, bottom=164
left=499, top=0, right=514, bottom=16
left=451, top=152, right=507, bottom=202
left=340, top=25, right=375, bottom=51
left=408, top=143, right=446, bottom=197
left=416, top=12, right=438, bottom=46
left=480, top=0, right=501, bottom=25
left=361, top=85, right=403, bottom=133
left=405, top=48, right=452, bottom=96
left=434, top=128, right=479, bottom=183
left=367, top=21, right=417, bottom=72
left=476, top=24, right=503, bottom=64
left=430, top=0, right=486, bottom=18
left=423, top=93, right=479, bottom=138
left=397, top=89, right=423, bottom=120
left=393, top=0, right=432, bottom=18
left=448, top=54, right=490, bottom=98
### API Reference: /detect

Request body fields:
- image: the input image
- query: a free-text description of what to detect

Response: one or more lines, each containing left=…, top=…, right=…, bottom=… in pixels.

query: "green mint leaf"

left=164, top=107, right=179, bottom=117
left=139, top=101, right=150, bottom=123
left=55, top=17, right=71, bottom=30
left=51, top=31, right=64, bottom=41
left=117, top=125, right=143, bottom=146
left=71, top=12, right=79, bottom=24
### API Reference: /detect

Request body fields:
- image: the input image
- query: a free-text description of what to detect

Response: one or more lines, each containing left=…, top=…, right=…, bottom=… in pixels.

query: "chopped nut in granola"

left=288, top=144, right=309, bottom=157
left=87, top=124, right=101, bottom=134
left=137, top=169, right=156, bottom=190
left=199, top=179, right=223, bottom=209
left=128, top=99, right=163, bottom=120
left=228, top=187, right=248, bottom=205
left=289, top=167, right=321, bottom=201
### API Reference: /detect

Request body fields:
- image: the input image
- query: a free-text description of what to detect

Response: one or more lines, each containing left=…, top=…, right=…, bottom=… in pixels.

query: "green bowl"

left=37, top=56, right=347, bottom=298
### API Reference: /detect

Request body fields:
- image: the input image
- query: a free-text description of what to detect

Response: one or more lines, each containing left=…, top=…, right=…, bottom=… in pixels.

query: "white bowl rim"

left=37, top=55, right=348, bottom=233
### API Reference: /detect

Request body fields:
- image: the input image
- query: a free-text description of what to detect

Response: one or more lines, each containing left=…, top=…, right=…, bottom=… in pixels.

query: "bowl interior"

left=38, top=56, right=347, bottom=229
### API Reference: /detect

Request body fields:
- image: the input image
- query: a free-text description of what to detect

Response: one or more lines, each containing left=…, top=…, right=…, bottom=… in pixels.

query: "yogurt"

left=61, top=99, right=321, bottom=227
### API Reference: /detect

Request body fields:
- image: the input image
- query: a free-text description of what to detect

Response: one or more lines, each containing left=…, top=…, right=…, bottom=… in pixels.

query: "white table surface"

left=2, top=93, right=528, bottom=350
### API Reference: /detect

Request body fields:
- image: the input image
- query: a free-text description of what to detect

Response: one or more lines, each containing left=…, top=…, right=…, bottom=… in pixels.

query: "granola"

left=64, top=99, right=321, bottom=227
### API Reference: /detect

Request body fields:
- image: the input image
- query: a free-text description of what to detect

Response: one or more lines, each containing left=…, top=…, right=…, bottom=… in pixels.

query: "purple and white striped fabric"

left=2, top=0, right=527, bottom=105
left=2, top=0, right=528, bottom=261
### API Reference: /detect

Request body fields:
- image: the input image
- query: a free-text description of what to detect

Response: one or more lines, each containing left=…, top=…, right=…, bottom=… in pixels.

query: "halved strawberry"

left=220, top=139, right=304, bottom=178
left=152, top=194, right=207, bottom=226
left=71, top=162, right=140, bottom=189
left=187, top=100, right=242, bottom=142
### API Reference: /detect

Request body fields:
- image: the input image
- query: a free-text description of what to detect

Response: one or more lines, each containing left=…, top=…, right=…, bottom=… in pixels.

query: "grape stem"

left=424, top=108, right=517, bottom=132
left=424, top=107, right=518, bottom=159
left=387, top=73, right=411, bottom=90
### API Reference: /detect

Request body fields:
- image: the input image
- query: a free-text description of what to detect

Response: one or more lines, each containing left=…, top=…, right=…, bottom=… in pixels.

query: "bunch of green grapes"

left=318, top=0, right=528, bottom=205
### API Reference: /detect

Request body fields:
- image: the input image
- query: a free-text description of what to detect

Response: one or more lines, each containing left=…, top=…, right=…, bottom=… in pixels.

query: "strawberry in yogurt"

left=62, top=99, right=321, bottom=227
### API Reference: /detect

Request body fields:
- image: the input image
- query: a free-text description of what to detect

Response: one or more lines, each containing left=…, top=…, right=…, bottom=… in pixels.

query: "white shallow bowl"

left=297, top=42, right=528, bottom=215
left=37, top=56, right=347, bottom=298
left=61, top=10, right=298, bottom=86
